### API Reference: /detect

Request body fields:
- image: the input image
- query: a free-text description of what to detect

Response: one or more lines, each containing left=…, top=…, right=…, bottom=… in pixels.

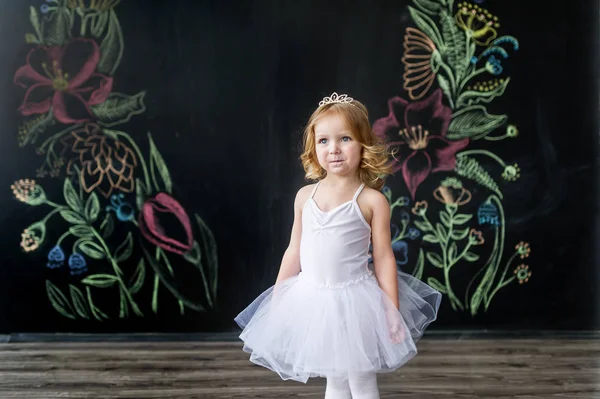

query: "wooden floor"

left=0, top=339, right=598, bottom=398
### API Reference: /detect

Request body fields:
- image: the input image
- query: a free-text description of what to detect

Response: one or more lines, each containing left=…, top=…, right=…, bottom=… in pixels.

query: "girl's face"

left=313, top=114, right=362, bottom=178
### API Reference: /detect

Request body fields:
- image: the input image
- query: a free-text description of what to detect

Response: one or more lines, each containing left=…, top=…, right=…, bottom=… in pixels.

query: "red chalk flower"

left=14, top=38, right=113, bottom=124
left=139, top=193, right=194, bottom=255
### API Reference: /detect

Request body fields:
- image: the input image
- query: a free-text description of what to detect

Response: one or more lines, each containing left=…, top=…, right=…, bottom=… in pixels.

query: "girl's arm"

left=275, top=186, right=309, bottom=285
left=370, top=192, right=399, bottom=310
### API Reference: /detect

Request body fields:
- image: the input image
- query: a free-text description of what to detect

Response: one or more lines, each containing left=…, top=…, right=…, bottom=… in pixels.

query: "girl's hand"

left=385, top=308, right=406, bottom=344
left=389, top=320, right=406, bottom=343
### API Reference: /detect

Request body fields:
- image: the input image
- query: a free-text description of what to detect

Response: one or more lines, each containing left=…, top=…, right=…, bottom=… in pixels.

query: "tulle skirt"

left=234, top=269, right=441, bottom=383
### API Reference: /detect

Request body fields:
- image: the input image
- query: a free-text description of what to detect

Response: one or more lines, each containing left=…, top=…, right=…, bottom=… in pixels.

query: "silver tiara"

left=318, top=92, right=354, bottom=107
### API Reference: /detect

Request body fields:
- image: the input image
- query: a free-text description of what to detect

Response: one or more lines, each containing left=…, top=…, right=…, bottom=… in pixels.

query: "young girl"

left=235, top=92, right=441, bottom=398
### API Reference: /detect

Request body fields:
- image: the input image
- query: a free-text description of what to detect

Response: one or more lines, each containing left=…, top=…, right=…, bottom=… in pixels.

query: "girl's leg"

left=348, top=372, right=380, bottom=399
left=324, top=376, right=351, bottom=399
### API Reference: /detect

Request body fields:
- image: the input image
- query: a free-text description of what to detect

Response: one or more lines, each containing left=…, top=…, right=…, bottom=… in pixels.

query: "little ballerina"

left=235, top=92, right=441, bottom=398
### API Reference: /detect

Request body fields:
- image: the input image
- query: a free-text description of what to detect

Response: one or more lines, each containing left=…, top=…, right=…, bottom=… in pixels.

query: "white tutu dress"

left=235, top=183, right=441, bottom=383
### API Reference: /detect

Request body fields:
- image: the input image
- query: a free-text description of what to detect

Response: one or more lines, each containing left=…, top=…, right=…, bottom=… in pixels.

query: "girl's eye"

left=342, top=136, right=351, bottom=142
left=318, top=138, right=327, bottom=144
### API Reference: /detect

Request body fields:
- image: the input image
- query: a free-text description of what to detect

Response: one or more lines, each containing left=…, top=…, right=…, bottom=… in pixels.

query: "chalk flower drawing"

left=11, top=1, right=218, bottom=321
left=377, top=0, right=529, bottom=315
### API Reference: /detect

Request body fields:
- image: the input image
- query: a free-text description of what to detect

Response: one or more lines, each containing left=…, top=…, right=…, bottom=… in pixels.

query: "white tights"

left=324, top=372, right=380, bottom=399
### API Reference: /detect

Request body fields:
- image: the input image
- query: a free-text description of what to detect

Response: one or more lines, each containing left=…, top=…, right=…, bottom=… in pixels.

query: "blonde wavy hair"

left=300, top=98, right=393, bottom=190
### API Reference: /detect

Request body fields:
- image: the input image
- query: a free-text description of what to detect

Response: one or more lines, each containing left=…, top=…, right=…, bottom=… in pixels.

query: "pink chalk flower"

left=373, top=89, right=469, bottom=199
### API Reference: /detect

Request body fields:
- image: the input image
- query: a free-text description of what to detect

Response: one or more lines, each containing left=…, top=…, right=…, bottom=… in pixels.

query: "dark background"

left=0, top=0, right=598, bottom=334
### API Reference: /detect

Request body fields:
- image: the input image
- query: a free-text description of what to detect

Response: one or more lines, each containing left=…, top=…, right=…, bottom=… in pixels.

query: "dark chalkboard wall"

left=0, top=0, right=598, bottom=333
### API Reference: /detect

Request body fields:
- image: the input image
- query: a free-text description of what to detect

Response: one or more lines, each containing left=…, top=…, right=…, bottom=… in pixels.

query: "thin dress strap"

left=310, top=181, right=321, bottom=199
left=353, top=183, right=366, bottom=201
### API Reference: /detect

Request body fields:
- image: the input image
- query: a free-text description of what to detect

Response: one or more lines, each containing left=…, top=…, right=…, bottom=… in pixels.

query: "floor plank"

left=0, top=339, right=598, bottom=398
